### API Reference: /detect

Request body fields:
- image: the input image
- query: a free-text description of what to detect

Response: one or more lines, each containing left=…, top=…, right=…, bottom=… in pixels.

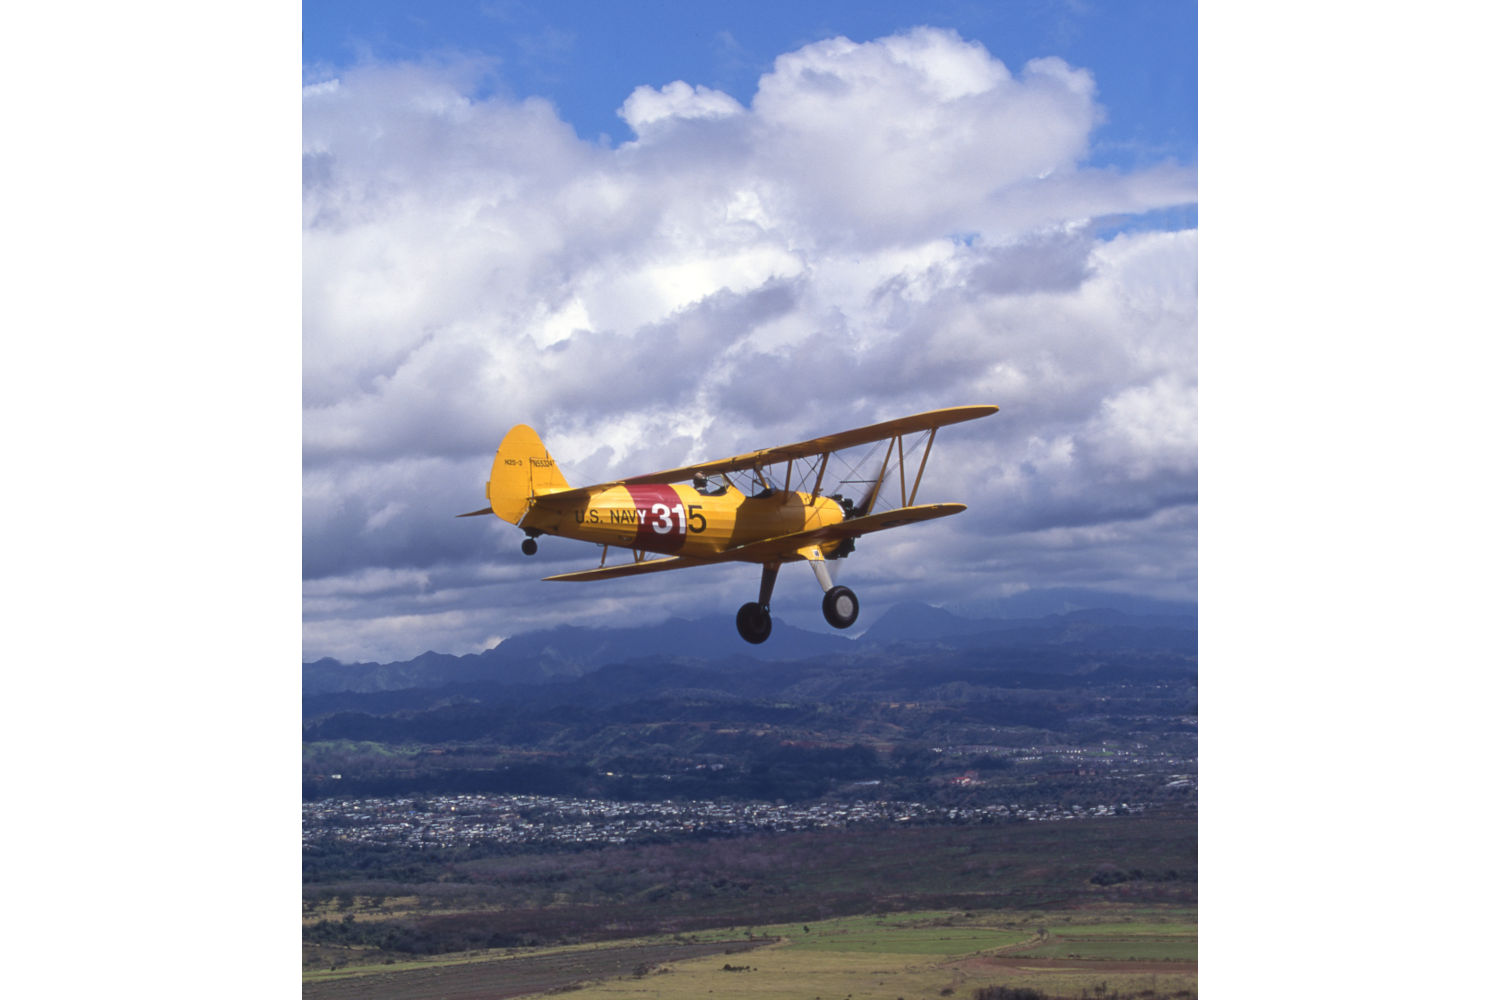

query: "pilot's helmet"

left=692, top=472, right=709, bottom=488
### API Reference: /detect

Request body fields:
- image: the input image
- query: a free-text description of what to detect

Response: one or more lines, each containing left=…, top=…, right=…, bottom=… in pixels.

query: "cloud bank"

left=303, top=27, right=1197, bottom=663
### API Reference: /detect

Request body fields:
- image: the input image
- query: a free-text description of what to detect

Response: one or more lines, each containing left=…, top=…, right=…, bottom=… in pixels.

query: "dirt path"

left=955, top=954, right=1194, bottom=976
left=303, top=938, right=769, bottom=1000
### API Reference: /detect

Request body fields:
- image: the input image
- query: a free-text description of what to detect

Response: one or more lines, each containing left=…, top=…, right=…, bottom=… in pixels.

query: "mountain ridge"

left=304, top=589, right=1196, bottom=696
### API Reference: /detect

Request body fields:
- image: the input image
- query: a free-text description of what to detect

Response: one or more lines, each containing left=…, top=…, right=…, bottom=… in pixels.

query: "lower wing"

left=543, top=555, right=717, bottom=582
left=543, top=503, right=965, bottom=582
left=722, top=503, right=965, bottom=563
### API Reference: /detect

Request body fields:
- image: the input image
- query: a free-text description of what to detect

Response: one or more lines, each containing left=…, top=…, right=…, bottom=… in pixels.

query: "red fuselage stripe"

left=622, top=483, right=688, bottom=553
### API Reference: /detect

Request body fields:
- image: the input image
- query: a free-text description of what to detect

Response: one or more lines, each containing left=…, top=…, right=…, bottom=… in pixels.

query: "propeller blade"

left=851, top=475, right=883, bottom=518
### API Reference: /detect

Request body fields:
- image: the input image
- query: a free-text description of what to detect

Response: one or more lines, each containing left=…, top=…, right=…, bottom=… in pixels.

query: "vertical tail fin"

left=486, top=424, right=571, bottom=524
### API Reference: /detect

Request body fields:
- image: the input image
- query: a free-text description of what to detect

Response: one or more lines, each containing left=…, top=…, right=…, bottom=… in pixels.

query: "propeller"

left=826, top=471, right=885, bottom=564
left=849, top=474, right=883, bottom=518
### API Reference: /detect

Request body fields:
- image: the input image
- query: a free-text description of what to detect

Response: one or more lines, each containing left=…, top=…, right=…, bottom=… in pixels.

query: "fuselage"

left=518, top=484, right=846, bottom=560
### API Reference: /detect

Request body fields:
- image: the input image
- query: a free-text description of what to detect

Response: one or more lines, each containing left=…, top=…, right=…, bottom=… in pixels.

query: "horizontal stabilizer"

left=455, top=507, right=493, bottom=518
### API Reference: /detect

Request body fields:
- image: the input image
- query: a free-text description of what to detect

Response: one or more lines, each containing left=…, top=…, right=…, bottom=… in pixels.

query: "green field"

left=750, top=912, right=1034, bottom=954
left=305, top=906, right=1196, bottom=1000
left=1013, top=921, right=1197, bottom=963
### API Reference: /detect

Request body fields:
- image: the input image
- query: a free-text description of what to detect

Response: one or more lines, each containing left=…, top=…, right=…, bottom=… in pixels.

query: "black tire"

left=822, top=586, right=859, bottom=629
left=736, top=602, right=772, bottom=644
left=521, top=538, right=538, bottom=556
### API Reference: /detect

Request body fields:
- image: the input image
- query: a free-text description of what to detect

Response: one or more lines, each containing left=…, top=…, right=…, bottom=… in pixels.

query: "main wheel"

left=822, top=585, right=859, bottom=629
left=736, top=602, right=773, bottom=644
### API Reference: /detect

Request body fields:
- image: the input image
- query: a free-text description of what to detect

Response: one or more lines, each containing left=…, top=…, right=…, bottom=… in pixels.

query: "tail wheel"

left=736, top=602, right=773, bottom=644
left=822, top=586, right=859, bottom=629
left=521, top=538, right=538, bottom=556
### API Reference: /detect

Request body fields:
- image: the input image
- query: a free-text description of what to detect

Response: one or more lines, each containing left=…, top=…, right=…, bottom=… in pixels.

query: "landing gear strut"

left=809, top=557, right=859, bottom=629
left=735, top=564, right=780, bottom=644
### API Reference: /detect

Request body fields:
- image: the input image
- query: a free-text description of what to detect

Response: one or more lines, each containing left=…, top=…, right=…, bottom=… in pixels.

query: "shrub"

left=971, top=988, right=1046, bottom=1000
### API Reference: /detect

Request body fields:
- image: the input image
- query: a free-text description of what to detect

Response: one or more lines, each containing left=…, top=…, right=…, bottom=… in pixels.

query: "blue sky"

left=301, top=1, right=1199, bottom=663
left=303, top=1, right=1196, bottom=169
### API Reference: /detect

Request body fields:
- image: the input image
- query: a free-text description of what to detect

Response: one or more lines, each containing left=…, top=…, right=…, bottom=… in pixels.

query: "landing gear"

left=521, top=537, right=538, bottom=556
left=731, top=560, right=861, bottom=642
left=821, top=585, right=859, bottom=629
left=734, top=564, right=781, bottom=644
left=808, top=557, right=859, bottom=629
left=736, top=602, right=773, bottom=644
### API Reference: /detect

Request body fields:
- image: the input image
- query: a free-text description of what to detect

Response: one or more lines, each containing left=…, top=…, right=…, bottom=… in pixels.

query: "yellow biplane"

left=460, top=405, right=998, bottom=643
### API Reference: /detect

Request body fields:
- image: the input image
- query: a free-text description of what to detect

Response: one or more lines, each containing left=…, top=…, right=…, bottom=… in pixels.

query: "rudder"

left=487, top=424, right=571, bottom=524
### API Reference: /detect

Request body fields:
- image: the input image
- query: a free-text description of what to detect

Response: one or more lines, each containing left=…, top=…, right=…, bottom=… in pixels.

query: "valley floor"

left=304, top=908, right=1196, bottom=1000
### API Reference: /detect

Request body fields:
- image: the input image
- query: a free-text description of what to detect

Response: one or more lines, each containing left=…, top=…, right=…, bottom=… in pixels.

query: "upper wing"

left=534, top=405, right=998, bottom=504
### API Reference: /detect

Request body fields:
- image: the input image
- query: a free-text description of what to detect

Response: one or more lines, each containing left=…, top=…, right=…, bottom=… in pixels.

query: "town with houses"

left=303, top=736, right=1197, bottom=853
left=302, top=791, right=1179, bottom=853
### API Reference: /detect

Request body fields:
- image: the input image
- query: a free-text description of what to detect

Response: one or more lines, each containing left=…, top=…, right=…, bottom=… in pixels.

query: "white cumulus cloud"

left=619, top=80, right=745, bottom=132
left=303, top=27, right=1196, bottom=663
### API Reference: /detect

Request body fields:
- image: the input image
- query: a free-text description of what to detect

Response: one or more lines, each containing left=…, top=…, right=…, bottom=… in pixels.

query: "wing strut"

left=811, top=452, right=831, bottom=498
left=594, top=544, right=659, bottom=569
left=903, top=428, right=938, bottom=506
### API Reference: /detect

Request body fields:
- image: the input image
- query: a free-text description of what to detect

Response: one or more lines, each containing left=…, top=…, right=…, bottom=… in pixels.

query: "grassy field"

left=1011, top=920, right=1197, bottom=963
left=304, top=906, right=1196, bottom=1000
left=746, top=912, right=1035, bottom=954
left=304, top=812, right=1196, bottom=997
left=305, top=812, right=1196, bottom=964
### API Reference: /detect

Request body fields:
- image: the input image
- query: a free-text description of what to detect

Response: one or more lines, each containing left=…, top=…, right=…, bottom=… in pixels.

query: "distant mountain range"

left=304, top=588, right=1196, bottom=697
